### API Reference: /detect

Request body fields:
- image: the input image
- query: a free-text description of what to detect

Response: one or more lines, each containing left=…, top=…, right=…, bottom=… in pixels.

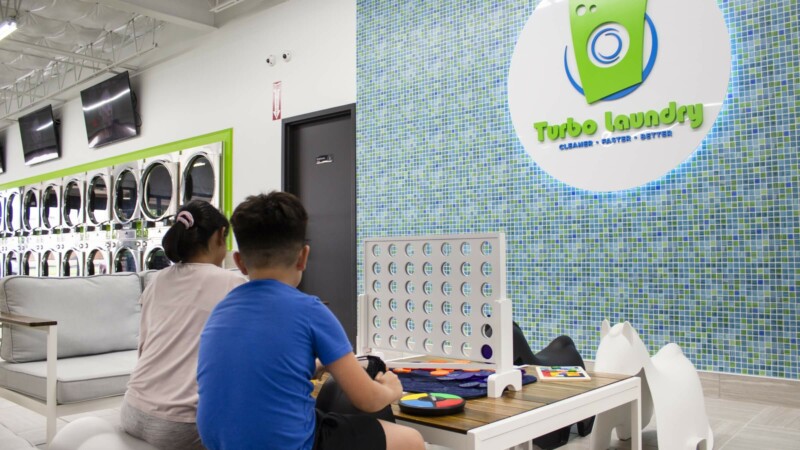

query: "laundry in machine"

left=21, top=185, right=42, bottom=235
left=180, top=143, right=222, bottom=209
left=111, top=229, right=143, bottom=273
left=112, top=162, right=142, bottom=228
left=141, top=154, right=179, bottom=225
left=86, top=169, right=113, bottom=229
left=3, top=246, right=19, bottom=277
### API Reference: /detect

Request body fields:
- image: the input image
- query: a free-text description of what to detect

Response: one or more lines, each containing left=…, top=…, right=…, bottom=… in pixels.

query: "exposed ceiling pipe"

left=209, top=0, right=248, bottom=13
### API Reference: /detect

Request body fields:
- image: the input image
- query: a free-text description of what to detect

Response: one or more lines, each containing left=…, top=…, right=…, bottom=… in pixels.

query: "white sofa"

left=0, top=272, right=153, bottom=444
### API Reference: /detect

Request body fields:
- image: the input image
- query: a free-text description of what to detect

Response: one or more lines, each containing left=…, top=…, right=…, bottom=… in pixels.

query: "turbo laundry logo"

left=566, top=0, right=657, bottom=103
left=508, top=0, right=731, bottom=192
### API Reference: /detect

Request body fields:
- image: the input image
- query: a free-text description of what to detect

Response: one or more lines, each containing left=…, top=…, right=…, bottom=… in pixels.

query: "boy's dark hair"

left=162, top=200, right=229, bottom=263
left=230, top=191, right=308, bottom=269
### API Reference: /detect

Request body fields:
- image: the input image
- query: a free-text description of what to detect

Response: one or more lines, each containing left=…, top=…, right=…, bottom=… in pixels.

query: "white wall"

left=0, top=0, right=356, bottom=207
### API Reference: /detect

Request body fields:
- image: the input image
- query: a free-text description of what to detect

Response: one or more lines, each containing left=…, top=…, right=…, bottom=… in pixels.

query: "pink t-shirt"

left=125, top=263, right=246, bottom=422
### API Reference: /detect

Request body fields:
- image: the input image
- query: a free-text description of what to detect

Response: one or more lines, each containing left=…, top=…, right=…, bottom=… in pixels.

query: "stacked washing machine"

left=0, top=142, right=224, bottom=279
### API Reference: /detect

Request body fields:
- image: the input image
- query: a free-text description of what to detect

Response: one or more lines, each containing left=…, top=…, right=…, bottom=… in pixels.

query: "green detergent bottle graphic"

left=569, top=0, right=648, bottom=104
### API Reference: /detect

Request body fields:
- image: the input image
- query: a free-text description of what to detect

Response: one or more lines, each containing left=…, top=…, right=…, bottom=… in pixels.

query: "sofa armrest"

left=0, top=312, right=57, bottom=328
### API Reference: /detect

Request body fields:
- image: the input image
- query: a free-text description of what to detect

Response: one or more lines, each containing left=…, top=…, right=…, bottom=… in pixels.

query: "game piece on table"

left=398, top=393, right=466, bottom=416
left=392, top=368, right=411, bottom=374
left=535, top=365, right=591, bottom=381
left=430, top=370, right=451, bottom=376
left=458, top=381, right=480, bottom=388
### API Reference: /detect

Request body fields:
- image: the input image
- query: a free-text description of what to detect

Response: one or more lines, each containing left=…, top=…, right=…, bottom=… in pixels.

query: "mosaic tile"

left=356, top=0, right=799, bottom=379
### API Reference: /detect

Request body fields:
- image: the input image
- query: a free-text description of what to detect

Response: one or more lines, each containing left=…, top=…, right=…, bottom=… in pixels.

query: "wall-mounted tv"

left=80, top=71, right=139, bottom=148
left=19, top=105, right=60, bottom=166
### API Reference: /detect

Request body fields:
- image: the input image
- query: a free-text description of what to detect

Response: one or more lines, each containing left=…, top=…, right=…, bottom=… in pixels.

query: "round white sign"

left=508, top=0, right=731, bottom=192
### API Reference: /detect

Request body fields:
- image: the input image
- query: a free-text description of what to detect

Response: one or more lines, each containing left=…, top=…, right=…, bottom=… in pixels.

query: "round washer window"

left=22, top=190, right=39, bottom=231
left=143, top=163, right=173, bottom=219
left=63, top=181, right=83, bottom=227
left=42, top=186, right=59, bottom=229
left=41, top=251, right=58, bottom=277
left=183, top=155, right=214, bottom=204
left=86, top=250, right=108, bottom=275
left=114, top=170, right=138, bottom=222
left=5, top=252, right=18, bottom=276
left=145, top=248, right=171, bottom=270
left=62, top=250, right=81, bottom=277
left=88, top=177, right=109, bottom=225
left=5, top=193, right=18, bottom=231
left=114, top=248, right=137, bottom=273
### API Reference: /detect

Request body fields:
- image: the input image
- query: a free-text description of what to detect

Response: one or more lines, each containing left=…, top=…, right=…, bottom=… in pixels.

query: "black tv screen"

left=19, top=105, right=60, bottom=166
left=80, top=72, right=139, bottom=148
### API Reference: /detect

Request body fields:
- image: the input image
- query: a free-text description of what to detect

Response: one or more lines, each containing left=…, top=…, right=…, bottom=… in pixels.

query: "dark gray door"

left=283, top=104, right=356, bottom=346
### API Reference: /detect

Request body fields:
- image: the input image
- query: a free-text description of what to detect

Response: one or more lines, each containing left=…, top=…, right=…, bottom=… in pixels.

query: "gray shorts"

left=121, top=400, right=206, bottom=450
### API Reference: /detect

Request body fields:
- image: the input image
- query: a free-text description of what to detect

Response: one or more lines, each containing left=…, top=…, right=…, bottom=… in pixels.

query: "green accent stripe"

left=0, top=128, right=234, bottom=246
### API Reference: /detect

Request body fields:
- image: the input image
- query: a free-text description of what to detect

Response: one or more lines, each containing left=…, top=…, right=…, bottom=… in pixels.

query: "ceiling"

left=0, top=0, right=279, bottom=130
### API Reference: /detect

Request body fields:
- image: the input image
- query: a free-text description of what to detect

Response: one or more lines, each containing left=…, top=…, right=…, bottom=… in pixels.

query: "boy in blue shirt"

left=197, top=192, right=424, bottom=450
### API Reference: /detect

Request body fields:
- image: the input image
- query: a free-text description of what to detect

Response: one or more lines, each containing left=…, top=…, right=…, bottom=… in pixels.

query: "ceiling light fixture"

left=0, top=18, right=17, bottom=41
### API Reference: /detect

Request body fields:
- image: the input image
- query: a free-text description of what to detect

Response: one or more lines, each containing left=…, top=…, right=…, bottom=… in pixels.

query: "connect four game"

left=359, top=233, right=522, bottom=397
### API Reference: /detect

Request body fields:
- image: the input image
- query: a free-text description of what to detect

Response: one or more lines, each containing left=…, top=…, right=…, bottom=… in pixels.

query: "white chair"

left=49, top=417, right=158, bottom=450
left=591, top=320, right=714, bottom=450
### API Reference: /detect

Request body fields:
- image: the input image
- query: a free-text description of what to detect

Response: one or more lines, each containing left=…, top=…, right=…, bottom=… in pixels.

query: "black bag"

left=315, top=355, right=396, bottom=423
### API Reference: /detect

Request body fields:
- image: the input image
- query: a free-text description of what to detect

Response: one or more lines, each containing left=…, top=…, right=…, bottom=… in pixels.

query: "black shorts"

left=313, top=409, right=386, bottom=450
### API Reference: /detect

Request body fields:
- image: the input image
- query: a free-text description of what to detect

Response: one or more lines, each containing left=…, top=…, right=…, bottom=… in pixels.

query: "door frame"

left=281, top=103, right=357, bottom=339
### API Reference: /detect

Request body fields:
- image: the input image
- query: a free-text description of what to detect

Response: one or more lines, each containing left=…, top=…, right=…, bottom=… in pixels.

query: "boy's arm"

left=325, top=352, right=403, bottom=413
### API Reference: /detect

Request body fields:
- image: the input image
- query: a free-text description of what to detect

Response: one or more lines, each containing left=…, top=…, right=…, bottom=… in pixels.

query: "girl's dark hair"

left=162, top=200, right=230, bottom=263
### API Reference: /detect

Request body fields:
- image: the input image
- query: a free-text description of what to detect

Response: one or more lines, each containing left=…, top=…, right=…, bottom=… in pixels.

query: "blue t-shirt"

left=197, top=279, right=353, bottom=450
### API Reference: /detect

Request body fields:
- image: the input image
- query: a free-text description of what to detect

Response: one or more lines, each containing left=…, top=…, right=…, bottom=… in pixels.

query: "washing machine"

left=21, top=186, right=42, bottom=235
left=6, top=189, right=23, bottom=236
left=86, top=169, right=112, bottom=229
left=40, top=181, right=62, bottom=233
left=180, top=143, right=222, bottom=209
left=111, top=229, right=143, bottom=273
left=141, top=155, right=179, bottom=225
left=112, top=162, right=142, bottom=228
left=142, top=225, right=172, bottom=270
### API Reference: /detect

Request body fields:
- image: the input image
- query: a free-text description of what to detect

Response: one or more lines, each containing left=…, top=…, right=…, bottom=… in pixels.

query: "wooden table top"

left=313, top=369, right=630, bottom=435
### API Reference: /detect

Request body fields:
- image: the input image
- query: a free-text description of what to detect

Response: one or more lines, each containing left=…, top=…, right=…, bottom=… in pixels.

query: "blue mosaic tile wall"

left=356, top=1, right=799, bottom=379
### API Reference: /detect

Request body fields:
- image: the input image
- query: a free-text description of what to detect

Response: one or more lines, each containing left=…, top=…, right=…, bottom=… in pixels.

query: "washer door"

left=42, top=186, right=60, bottom=230
left=63, top=181, right=83, bottom=227
left=114, top=247, right=139, bottom=273
left=87, top=176, right=110, bottom=225
left=5, top=192, right=19, bottom=232
left=86, top=249, right=109, bottom=275
left=182, top=154, right=216, bottom=204
left=22, top=189, right=40, bottom=231
left=5, top=251, right=18, bottom=276
left=62, top=250, right=82, bottom=277
left=114, top=170, right=139, bottom=224
left=145, top=246, right=171, bottom=270
left=21, top=250, right=39, bottom=277
left=41, top=250, right=59, bottom=277
left=142, top=162, right=174, bottom=220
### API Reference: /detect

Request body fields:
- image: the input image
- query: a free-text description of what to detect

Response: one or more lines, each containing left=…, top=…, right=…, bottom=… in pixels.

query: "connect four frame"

left=358, top=233, right=521, bottom=397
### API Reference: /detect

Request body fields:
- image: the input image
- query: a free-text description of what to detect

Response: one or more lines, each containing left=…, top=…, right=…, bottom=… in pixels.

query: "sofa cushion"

left=0, top=350, right=137, bottom=404
left=0, top=274, right=142, bottom=363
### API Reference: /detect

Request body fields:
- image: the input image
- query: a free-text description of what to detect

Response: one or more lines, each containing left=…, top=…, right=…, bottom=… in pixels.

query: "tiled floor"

left=0, top=396, right=797, bottom=449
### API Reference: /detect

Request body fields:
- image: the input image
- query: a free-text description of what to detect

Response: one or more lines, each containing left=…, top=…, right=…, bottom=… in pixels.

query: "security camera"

left=281, top=51, right=292, bottom=62
left=265, top=55, right=276, bottom=66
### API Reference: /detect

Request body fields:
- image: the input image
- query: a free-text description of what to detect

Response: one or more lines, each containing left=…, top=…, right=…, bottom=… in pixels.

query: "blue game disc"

left=478, top=382, right=487, bottom=388
left=451, top=372, right=477, bottom=380
left=437, top=376, right=458, bottom=381
left=459, top=381, right=480, bottom=388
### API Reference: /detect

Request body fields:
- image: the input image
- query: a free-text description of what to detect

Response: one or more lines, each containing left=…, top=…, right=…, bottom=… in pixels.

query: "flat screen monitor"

left=18, top=105, right=60, bottom=166
left=80, top=71, right=139, bottom=148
